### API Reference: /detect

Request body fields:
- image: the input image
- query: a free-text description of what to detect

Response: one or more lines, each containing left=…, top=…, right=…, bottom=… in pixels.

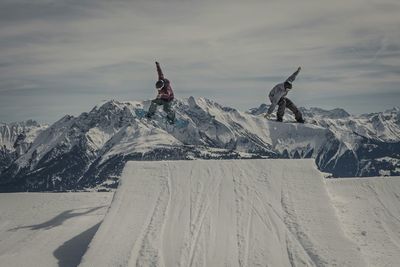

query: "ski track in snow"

left=80, top=160, right=369, bottom=267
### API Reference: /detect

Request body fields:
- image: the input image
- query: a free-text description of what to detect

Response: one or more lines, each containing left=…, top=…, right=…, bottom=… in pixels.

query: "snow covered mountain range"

left=0, top=120, right=47, bottom=175
left=0, top=97, right=399, bottom=192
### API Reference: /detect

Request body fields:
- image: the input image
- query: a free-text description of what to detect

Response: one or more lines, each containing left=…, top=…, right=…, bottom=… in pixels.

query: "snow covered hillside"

left=326, top=177, right=400, bottom=266
left=79, top=160, right=400, bottom=267
left=0, top=98, right=399, bottom=192
left=1, top=160, right=399, bottom=266
left=0, top=192, right=112, bottom=267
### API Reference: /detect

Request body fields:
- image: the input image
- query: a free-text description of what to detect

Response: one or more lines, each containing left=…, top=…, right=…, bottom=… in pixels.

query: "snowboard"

left=267, top=118, right=306, bottom=124
left=135, top=108, right=189, bottom=128
left=262, top=113, right=306, bottom=124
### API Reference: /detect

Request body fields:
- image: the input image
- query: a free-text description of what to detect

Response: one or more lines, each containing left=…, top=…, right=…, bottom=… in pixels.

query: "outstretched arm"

left=156, top=61, right=164, bottom=80
left=285, top=66, right=301, bottom=83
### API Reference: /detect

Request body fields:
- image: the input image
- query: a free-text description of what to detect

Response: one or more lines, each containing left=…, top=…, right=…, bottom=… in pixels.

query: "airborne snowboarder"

left=146, top=61, right=175, bottom=124
left=264, top=67, right=305, bottom=123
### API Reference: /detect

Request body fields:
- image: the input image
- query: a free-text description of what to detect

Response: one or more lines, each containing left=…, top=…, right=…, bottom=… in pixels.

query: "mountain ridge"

left=0, top=97, right=399, bottom=192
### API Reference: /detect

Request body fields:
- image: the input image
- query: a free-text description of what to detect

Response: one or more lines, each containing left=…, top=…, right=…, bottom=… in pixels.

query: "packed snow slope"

left=80, top=160, right=366, bottom=267
left=326, top=177, right=400, bottom=267
left=0, top=192, right=112, bottom=267
left=1, top=98, right=399, bottom=192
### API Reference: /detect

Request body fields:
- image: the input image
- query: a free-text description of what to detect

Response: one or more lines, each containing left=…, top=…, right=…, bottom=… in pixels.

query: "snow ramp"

left=80, top=160, right=364, bottom=267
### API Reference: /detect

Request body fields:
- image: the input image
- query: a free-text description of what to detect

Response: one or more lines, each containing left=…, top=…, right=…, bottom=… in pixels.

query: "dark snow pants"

left=277, top=97, right=303, bottom=122
left=147, top=98, right=175, bottom=121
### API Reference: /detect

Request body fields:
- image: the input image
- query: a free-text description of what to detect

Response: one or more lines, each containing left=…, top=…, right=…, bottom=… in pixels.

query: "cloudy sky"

left=0, top=0, right=399, bottom=123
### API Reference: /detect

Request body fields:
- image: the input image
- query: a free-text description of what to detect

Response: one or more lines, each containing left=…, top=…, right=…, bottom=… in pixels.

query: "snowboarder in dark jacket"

left=265, top=67, right=305, bottom=123
left=146, top=61, right=175, bottom=123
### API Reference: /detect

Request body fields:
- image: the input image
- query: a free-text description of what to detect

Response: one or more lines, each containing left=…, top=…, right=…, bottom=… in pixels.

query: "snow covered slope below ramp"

left=80, top=160, right=364, bottom=267
left=327, top=177, right=400, bottom=267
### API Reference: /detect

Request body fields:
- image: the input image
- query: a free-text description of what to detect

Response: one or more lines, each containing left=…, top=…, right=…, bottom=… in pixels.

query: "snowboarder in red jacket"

left=146, top=62, right=175, bottom=123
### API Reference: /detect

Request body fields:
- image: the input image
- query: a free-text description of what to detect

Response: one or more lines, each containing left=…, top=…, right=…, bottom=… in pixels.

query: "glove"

left=264, top=113, right=271, bottom=119
left=297, top=66, right=301, bottom=71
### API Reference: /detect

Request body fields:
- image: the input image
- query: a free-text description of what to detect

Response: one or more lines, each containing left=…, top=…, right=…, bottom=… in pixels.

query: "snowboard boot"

left=145, top=113, right=153, bottom=120
left=166, top=118, right=175, bottom=125
left=166, top=111, right=175, bottom=125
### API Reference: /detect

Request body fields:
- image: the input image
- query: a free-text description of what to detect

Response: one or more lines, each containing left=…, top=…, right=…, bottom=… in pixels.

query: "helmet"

left=284, top=81, right=292, bottom=89
left=155, top=80, right=164, bottom=89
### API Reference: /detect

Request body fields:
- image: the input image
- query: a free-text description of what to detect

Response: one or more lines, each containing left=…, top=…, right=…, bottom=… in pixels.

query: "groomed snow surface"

left=0, top=193, right=112, bottom=267
left=327, top=177, right=400, bottom=267
left=80, top=160, right=400, bottom=267
left=1, top=160, right=399, bottom=267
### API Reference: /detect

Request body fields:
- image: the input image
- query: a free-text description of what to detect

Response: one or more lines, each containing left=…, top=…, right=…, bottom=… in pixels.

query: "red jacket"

left=156, top=62, right=174, bottom=101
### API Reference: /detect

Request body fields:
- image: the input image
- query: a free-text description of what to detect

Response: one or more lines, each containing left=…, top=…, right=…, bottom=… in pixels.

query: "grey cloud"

left=358, top=67, right=400, bottom=79
left=0, top=32, right=65, bottom=51
left=333, top=40, right=400, bottom=60
left=370, top=2, right=400, bottom=12
left=0, top=78, right=40, bottom=92
left=0, top=1, right=96, bottom=24
left=231, top=76, right=286, bottom=82
left=308, top=91, right=400, bottom=114
left=91, top=61, right=150, bottom=73
left=1, top=0, right=400, bottom=122
left=0, top=62, right=13, bottom=68
left=320, top=61, right=400, bottom=80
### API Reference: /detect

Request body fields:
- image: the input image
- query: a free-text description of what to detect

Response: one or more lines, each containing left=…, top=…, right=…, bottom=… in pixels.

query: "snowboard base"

left=262, top=113, right=306, bottom=124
